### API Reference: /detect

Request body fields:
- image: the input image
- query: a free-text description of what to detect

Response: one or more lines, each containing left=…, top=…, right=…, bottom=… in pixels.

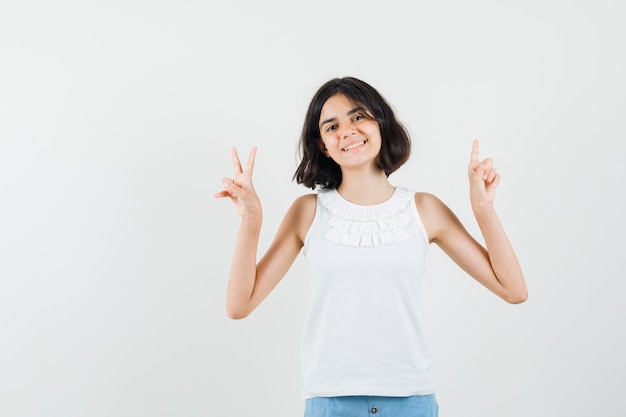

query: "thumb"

left=221, top=178, right=240, bottom=197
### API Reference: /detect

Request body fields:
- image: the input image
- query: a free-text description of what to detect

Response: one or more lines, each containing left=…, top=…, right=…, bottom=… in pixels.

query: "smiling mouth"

left=342, top=140, right=367, bottom=152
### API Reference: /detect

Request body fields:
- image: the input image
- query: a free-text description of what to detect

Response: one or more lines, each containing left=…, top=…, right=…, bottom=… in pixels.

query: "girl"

left=215, top=77, right=527, bottom=417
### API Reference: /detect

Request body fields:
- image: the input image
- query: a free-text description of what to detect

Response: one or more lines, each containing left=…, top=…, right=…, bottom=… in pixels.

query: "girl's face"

left=318, top=94, right=382, bottom=172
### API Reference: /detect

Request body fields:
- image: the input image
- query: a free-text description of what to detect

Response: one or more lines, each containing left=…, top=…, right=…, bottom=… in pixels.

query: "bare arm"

left=215, top=147, right=315, bottom=319
left=417, top=140, right=527, bottom=304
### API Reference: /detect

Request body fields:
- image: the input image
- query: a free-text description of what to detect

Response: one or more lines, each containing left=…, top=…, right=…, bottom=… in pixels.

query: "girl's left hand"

left=468, top=139, right=500, bottom=210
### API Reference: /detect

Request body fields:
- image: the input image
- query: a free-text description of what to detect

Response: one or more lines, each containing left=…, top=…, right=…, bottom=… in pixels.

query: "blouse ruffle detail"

left=320, top=187, right=414, bottom=247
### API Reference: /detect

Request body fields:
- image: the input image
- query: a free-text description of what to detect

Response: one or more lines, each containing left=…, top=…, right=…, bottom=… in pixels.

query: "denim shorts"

left=304, top=394, right=438, bottom=417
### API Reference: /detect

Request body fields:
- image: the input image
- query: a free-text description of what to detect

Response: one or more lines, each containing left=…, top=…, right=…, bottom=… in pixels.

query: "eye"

left=353, top=114, right=364, bottom=122
left=325, top=124, right=337, bottom=132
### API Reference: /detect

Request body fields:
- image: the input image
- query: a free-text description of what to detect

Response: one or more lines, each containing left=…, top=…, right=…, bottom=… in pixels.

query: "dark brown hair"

left=293, top=77, right=411, bottom=189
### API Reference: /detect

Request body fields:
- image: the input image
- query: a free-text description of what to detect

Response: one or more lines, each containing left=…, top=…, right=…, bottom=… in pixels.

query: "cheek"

left=320, top=135, right=336, bottom=148
left=372, top=134, right=383, bottom=153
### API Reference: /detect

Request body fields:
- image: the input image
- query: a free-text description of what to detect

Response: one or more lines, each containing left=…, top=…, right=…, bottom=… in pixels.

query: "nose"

left=339, top=122, right=356, bottom=139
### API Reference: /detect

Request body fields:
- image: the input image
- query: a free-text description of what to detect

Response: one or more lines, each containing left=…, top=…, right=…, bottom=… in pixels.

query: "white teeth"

left=342, top=141, right=366, bottom=151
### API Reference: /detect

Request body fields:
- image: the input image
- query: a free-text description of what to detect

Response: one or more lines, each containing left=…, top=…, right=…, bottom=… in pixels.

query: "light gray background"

left=1, top=1, right=624, bottom=416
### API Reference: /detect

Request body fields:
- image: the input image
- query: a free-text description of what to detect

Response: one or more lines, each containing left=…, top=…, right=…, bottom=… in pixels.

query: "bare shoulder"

left=291, top=193, right=317, bottom=216
left=414, top=192, right=446, bottom=215
left=285, top=193, right=317, bottom=244
left=414, top=192, right=457, bottom=242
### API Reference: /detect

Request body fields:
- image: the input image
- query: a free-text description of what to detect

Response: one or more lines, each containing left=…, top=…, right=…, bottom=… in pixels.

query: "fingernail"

left=223, top=181, right=230, bottom=188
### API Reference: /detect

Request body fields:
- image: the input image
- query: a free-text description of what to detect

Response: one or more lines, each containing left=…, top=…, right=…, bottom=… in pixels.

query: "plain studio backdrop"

left=1, top=1, right=624, bottom=416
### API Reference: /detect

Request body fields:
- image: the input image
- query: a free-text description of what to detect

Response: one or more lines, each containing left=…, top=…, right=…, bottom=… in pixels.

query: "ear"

left=318, top=139, right=330, bottom=157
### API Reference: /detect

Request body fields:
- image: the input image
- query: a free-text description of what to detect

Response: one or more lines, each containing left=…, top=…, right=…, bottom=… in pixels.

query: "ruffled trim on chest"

left=319, top=187, right=414, bottom=247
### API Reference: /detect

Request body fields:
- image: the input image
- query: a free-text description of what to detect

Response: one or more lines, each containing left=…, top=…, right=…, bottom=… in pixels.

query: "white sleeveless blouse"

left=301, top=186, right=436, bottom=399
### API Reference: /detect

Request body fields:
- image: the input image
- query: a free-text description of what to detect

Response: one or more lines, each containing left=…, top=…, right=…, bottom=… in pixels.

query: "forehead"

left=319, top=94, right=359, bottom=119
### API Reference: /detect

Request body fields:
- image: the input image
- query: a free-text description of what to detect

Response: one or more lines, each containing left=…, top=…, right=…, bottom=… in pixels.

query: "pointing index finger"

left=470, top=139, right=480, bottom=165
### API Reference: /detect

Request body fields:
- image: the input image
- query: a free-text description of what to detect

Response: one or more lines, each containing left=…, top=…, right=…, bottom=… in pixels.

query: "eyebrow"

left=319, top=106, right=366, bottom=127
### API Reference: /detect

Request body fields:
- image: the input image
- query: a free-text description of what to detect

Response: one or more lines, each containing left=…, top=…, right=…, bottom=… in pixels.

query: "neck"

left=336, top=169, right=395, bottom=205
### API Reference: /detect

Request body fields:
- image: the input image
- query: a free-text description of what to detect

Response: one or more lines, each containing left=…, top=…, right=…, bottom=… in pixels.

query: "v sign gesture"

left=215, top=146, right=315, bottom=319
left=215, top=146, right=261, bottom=218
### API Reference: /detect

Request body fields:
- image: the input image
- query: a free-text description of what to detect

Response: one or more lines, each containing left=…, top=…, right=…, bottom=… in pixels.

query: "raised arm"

left=215, top=147, right=315, bottom=319
left=417, top=140, right=527, bottom=304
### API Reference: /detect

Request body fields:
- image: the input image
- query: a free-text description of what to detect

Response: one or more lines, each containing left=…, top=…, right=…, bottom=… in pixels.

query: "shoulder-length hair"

left=293, top=77, right=411, bottom=190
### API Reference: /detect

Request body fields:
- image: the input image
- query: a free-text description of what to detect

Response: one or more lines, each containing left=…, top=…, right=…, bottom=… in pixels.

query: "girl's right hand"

left=214, top=146, right=261, bottom=218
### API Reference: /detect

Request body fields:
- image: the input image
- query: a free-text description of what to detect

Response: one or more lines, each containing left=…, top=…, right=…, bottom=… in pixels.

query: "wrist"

left=241, top=211, right=262, bottom=227
left=472, top=201, right=496, bottom=220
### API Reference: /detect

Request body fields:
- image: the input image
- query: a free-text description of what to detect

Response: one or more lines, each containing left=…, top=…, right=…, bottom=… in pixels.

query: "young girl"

left=215, top=77, right=527, bottom=417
